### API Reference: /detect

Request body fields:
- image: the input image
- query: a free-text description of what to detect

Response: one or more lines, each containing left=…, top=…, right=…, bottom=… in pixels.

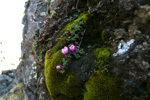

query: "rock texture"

left=0, top=83, right=23, bottom=100
left=1, top=0, right=150, bottom=100
left=16, top=0, right=50, bottom=100
left=0, top=70, right=15, bottom=97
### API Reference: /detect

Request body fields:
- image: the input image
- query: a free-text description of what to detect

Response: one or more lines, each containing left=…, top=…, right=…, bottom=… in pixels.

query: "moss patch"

left=50, top=36, right=67, bottom=55
left=45, top=50, right=83, bottom=99
left=94, top=47, right=110, bottom=60
left=84, top=71, right=124, bottom=100
left=94, top=47, right=110, bottom=72
left=44, top=13, right=88, bottom=99
left=55, top=13, right=88, bottom=39
left=83, top=47, right=124, bottom=100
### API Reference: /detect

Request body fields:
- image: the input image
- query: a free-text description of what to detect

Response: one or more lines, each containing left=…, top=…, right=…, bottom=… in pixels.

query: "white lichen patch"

left=28, top=62, right=37, bottom=81
left=113, top=39, right=135, bottom=56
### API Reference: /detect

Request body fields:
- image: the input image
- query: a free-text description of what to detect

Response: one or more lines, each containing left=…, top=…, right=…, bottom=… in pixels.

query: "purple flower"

left=62, top=46, right=69, bottom=55
left=44, top=21, right=47, bottom=24
left=56, top=65, right=61, bottom=70
left=69, top=45, right=75, bottom=52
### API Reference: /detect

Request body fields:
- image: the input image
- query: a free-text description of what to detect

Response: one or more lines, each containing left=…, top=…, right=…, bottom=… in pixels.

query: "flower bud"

left=62, top=46, right=69, bottom=54
left=69, top=45, right=75, bottom=52
left=56, top=65, right=61, bottom=70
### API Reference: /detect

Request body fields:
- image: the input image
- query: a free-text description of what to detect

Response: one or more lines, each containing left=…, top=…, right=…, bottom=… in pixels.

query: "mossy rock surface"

left=83, top=47, right=124, bottom=100
left=45, top=46, right=124, bottom=100
left=84, top=71, right=124, bottom=100
left=45, top=50, right=83, bottom=98
left=44, top=46, right=97, bottom=99
left=44, top=6, right=124, bottom=100
left=44, top=13, right=89, bottom=100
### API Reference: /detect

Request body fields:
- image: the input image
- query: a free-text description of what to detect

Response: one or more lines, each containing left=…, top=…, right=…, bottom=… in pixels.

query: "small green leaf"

left=38, top=56, right=42, bottom=60
left=74, top=24, right=80, bottom=31
left=34, top=47, right=37, bottom=51
left=33, top=64, right=37, bottom=67
left=54, top=8, right=57, bottom=11
left=62, top=58, right=67, bottom=66
left=53, top=11, right=56, bottom=16
left=39, top=30, right=42, bottom=34
left=70, top=30, right=75, bottom=35
left=74, top=34, right=79, bottom=38
left=63, top=62, right=67, bottom=65
left=79, top=18, right=82, bottom=21
left=78, top=9, right=81, bottom=13
left=33, top=43, right=37, bottom=47
left=50, top=15, right=53, bottom=19
left=60, top=12, right=64, bottom=15
left=62, top=58, right=65, bottom=62
left=75, top=54, right=80, bottom=59
left=73, top=14, right=78, bottom=17
left=71, top=23, right=75, bottom=29
left=42, top=49, right=45, bottom=52
left=79, top=21, right=84, bottom=25
left=68, top=17, right=73, bottom=22
left=76, top=49, right=80, bottom=53
left=71, top=37, right=76, bottom=41
left=75, top=42, right=78, bottom=45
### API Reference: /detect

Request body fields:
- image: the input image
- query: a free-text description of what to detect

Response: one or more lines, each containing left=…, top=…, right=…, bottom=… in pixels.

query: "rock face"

left=1, top=0, right=150, bottom=100
left=15, top=0, right=50, bottom=100
left=110, top=5, right=150, bottom=100
left=0, top=70, right=15, bottom=97
left=0, top=83, right=23, bottom=100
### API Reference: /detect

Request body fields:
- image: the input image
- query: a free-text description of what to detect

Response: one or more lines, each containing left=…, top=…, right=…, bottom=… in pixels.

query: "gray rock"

left=0, top=75, right=13, bottom=83
left=0, top=69, right=16, bottom=97
left=8, top=72, right=15, bottom=78
left=110, top=20, right=150, bottom=99
left=0, top=83, right=13, bottom=97
left=0, top=83, right=23, bottom=100
left=2, top=70, right=12, bottom=75
left=15, top=0, right=49, bottom=99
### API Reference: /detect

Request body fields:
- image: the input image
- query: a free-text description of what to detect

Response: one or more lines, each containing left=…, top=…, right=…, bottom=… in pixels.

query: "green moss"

left=55, top=13, right=88, bottom=39
left=45, top=50, right=83, bottom=99
left=94, top=47, right=110, bottom=72
left=83, top=47, right=124, bottom=100
left=94, top=47, right=110, bottom=60
left=44, top=13, right=88, bottom=99
left=67, top=75, right=76, bottom=85
left=50, top=36, right=67, bottom=55
left=70, top=13, right=88, bottom=26
left=84, top=71, right=124, bottom=100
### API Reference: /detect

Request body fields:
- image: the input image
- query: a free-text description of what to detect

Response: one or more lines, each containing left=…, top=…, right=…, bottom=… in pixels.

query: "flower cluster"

left=56, top=44, right=76, bottom=70
left=61, top=44, right=75, bottom=55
